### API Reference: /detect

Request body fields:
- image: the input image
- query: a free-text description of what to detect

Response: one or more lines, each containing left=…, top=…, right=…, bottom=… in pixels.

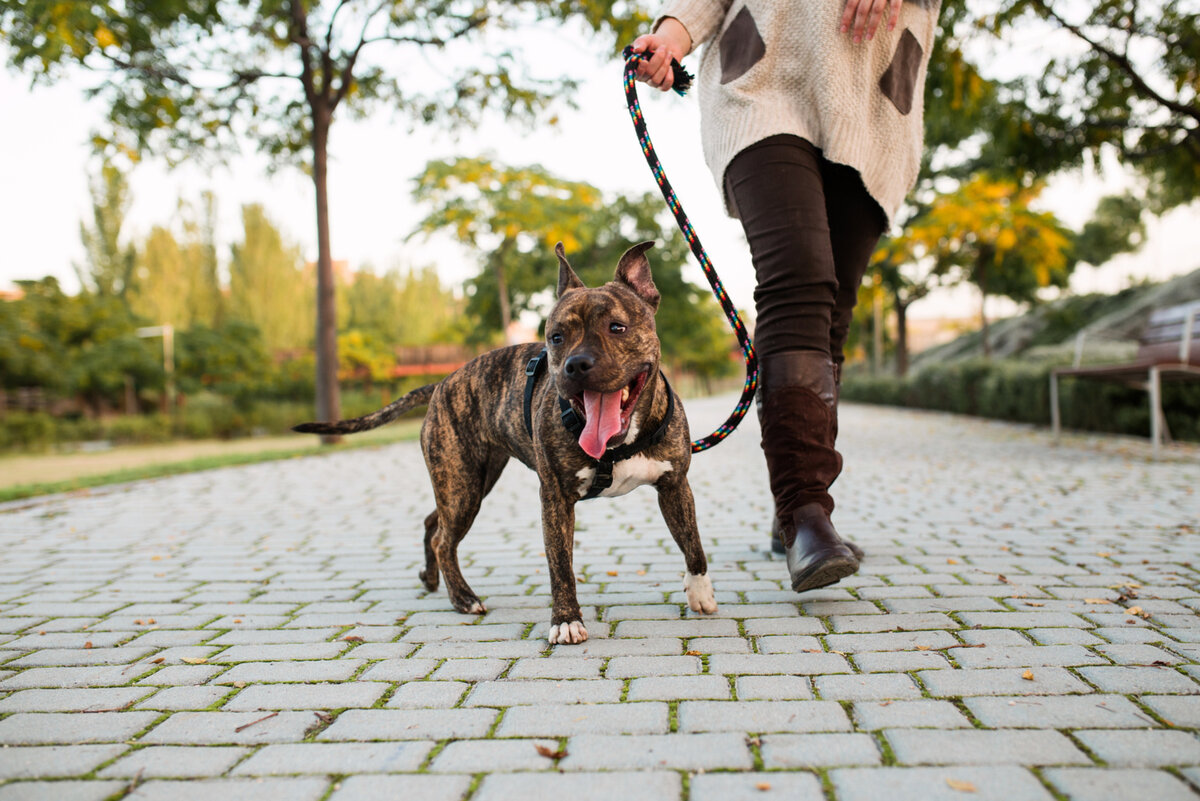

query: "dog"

left=295, top=241, right=717, bottom=644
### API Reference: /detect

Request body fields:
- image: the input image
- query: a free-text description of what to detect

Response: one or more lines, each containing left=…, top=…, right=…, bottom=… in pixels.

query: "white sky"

left=1, top=20, right=1196, bottom=323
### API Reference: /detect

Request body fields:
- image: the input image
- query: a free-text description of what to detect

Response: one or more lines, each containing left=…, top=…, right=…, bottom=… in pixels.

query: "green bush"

left=842, top=359, right=1200, bottom=443
left=0, top=411, right=58, bottom=451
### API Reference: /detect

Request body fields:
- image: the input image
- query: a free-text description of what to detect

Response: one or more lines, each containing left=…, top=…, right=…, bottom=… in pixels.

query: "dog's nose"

left=564, top=354, right=595, bottom=378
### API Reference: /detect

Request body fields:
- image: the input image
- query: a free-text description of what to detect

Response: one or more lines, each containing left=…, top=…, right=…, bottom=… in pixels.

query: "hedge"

left=842, top=359, right=1200, bottom=443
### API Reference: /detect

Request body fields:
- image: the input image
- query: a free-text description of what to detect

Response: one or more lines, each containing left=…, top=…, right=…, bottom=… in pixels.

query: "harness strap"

left=522, top=347, right=676, bottom=500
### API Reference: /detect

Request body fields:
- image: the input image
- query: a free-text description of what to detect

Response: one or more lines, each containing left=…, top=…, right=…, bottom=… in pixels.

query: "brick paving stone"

left=1072, top=729, right=1200, bottom=767
left=495, top=703, right=669, bottom=736
left=965, top=695, right=1157, bottom=728
left=958, top=611, right=1094, bottom=628
left=831, top=766, right=1055, bottom=801
left=136, top=665, right=224, bottom=686
left=1093, top=643, right=1183, bottom=664
left=99, top=746, right=251, bottom=778
left=829, top=613, right=958, bottom=633
left=232, top=742, right=433, bottom=775
left=754, top=635, right=824, bottom=653
left=760, top=732, right=883, bottom=767
left=606, top=655, right=701, bottom=677
left=814, top=673, right=922, bottom=701
left=1026, top=628, right=1105, bottom=645
left=686, top=636, right=751, bottom=653
left=742, top=617, right=826, bottom=635
left=851, top=650, right=953, bottom=673
left=1141, top=695, right=1200, bottom=727
left=0, top=712, right=160, bottom=744
left=613, top=619, right=739, bottom=638
left=734, top=675, right=813, bottom=700
left=464, top=679, right=623, bottom=706
left=507, top=657, right=602, bottom=679
left=211, top=643, right=349, bottom=662
left=885, top=729, right=1091, bottom=765
left=357, top=658, right=438, bottom=682
left=471, top=771, right=679, bottom=801
left=418, top=641, right=545, bottom=659
left=1042, top=768, right=1200, bottom=801
left=213, top=660, right=364, bottom=684
left=0, top=665, right=153, bottom=689
left=0, top=745, right=127, bottom=779
left=386, top=680, right=468, bottom=708
left=557, top=732, right=753, bottom=771
left=0, top=687, right=153, bottom=712
left=222, top=681, right=388, bottom=710
left=918, top=667, right=1094, bottom=696
left=677, top=700, right=851, bottom=733
left=852, top=700, right=972, bottom=730
left=951, top=644, right=1109, bottom=668
left=326, top=775, right=472, bottom=801
left=1076, top=665, right=1200, bottom=694
left=825, top=630, right=959, bottom=652
left=0, top=781, right=128, bottom=801
left=707, top=653, right=852, bottom=675
left=689, top=772, right=826, bottom=801
left=627, top=675, right=731, bottom=701
left=138, top=711, right=318, bottom=744
left=123, top=778, right=330, bottom=801
left=318, top=708, right=497, bottom=741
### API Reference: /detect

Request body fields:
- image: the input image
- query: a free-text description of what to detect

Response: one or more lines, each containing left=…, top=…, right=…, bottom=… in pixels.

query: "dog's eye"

left=549, top=332, right=564, bottom=345
left=610, top=322, right=627, bottom=334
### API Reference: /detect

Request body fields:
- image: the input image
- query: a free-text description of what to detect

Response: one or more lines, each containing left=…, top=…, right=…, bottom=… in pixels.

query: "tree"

left=906, top=175, right=1076, bottom=358
left=1074, top=193, right=1147, bottom=268
left=342, top=266, right=463, bottom=347
left=413, top=156, right=736, bottom=380
left=227, top=204, right=315, bottom=354
left=76, top=160, right=137, bottom=301
left=129, top=199, right=223, bottom=332
left=871, top=236, right=938, bottom=377
left=984, top=0, right=1199, bottom=211
left=1, top=0, right=645, bottom=438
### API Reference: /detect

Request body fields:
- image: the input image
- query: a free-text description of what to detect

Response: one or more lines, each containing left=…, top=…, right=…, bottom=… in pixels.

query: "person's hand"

left=840, top=0, right=901, bottom=42
left=630, top=18, right=692, bottom=92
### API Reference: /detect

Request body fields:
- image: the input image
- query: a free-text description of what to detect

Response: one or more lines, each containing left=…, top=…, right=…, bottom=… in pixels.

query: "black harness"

left=523, top=348, right=674, bottom=500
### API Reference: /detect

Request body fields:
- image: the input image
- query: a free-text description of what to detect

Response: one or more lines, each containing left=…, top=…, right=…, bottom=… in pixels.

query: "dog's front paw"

left=548, top=620, right=588, bottom=645
left=684, top=572, right=718, bottom=614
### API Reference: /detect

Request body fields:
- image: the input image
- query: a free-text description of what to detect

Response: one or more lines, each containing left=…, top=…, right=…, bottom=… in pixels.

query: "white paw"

left=684, top=572, right=718, bottom=614
left=465, top=601, right=487, bottom=614
left=548, top=620, right=588, bottom=645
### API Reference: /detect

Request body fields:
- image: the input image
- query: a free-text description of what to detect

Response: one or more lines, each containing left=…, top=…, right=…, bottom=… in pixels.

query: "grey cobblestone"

left=0, top=397, right=1196, bottom=795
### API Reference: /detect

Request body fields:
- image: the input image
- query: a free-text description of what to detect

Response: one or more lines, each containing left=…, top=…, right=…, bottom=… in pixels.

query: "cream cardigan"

left=656, top=0, right=940, bottom=225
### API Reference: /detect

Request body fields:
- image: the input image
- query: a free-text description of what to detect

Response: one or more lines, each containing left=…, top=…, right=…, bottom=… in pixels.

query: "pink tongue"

left=580, top=389, right=624, bottom=459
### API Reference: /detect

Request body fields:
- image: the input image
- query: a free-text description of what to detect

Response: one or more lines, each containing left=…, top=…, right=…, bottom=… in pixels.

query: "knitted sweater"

left=655, top=0, right=940, bottom=225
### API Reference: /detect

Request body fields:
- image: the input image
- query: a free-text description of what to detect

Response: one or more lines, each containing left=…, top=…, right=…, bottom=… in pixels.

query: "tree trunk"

left=977, top=260, right=991, bottom=359
left=312, top=103, right=342, bottom=444
left=895, top=298, right=909, bottom=377
left=495, top=239, right=513, bottom=342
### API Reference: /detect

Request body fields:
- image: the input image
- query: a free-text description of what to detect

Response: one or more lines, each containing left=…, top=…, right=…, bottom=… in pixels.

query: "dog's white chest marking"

left=576, top=455, right=673, bottom=498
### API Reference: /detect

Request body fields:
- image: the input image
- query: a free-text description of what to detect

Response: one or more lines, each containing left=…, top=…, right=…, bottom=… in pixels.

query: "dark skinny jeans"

left=724, top=134, right=886, bottom=366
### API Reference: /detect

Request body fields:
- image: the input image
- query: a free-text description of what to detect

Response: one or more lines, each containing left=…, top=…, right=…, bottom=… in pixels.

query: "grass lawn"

left=0, top=422, right=422, bottom=504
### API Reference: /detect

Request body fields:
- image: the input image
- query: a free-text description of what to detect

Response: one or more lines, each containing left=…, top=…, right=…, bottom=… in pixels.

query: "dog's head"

left=546, top=241, right=662, bottom=459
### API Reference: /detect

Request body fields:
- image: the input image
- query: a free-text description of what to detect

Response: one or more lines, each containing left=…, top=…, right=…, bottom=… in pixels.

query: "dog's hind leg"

left=419, top=511, right=439, bottom=592
left=428, top=452, right=510, bottom=615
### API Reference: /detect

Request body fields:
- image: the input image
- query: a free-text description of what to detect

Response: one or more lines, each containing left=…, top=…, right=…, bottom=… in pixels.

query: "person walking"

left=632, top=0, right=940, bottom=592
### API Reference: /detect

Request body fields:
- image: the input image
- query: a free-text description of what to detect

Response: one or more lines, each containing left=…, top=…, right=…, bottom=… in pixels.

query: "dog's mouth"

left=571, top=368, right=649, bottom=459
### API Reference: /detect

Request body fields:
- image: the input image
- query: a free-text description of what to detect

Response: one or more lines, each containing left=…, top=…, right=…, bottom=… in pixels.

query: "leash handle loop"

left=621, top=47, right=759, bottom=455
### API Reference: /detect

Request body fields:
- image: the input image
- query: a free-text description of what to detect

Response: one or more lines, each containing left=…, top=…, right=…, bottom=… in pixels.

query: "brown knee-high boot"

left=768, top=358, right=863, bottom=561
left=759, top=351, right=860, bottom=592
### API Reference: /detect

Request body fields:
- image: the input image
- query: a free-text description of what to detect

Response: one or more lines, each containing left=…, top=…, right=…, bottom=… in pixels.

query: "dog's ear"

left=556, top=242, right=586, bottom=298
left=615, top=241, right=660, bottom=312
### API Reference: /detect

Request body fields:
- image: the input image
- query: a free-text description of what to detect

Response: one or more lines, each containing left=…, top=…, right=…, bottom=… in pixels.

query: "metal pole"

left=1149, top=365, right=1162, bottom=459
left=1050, top=372, right=1061, bottom=441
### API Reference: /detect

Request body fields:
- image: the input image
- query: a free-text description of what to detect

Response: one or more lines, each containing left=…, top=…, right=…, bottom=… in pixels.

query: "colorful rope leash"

left=621, top=46, right=758, bottom=454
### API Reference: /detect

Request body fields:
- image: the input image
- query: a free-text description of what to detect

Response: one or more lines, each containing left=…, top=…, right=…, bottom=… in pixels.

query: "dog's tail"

left=292, top=383, right=437, bottom=435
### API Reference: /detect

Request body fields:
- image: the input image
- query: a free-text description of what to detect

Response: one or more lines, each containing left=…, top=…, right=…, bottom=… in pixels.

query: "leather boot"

left=766, top=359, right=863, bottom=562
left=758, top=351, right=859, bottom=592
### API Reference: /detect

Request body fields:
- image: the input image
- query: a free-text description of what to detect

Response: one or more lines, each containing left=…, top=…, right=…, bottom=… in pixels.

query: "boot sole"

left=791, top=555, right=859, bottom=593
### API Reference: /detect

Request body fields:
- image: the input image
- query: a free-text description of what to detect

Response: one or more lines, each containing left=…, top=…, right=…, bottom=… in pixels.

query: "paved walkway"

left=1, top=396, right=1198, bottom=801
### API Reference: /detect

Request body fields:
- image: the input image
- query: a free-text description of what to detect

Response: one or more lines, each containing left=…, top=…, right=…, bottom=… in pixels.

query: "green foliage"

left=129, top=192, right=223, bottom=328
left=413, top=156, right=736, bottom=379
left=227, top=204, right=314, bottom=353
left=1074, top=193, right=1147, bottom=267
left=842, top=359, right=1200, bottom=442
left=341, top=266, right=464, bottom=347
left=76, top=160, right=136, bottom=300
left=175, top=321, right=272, bottom=396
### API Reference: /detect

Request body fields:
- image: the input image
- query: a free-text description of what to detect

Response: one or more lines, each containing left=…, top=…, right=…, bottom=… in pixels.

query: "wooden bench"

left=1050, top=301, right=1200, bottom=455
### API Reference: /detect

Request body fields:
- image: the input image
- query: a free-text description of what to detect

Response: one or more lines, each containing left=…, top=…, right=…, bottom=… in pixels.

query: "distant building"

left=0, top=286, right=24, bottom=302
left=906, top=316, right=976, bottom=355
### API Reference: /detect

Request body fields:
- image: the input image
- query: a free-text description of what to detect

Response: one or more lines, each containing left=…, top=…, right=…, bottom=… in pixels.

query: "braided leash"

left=621, top=47, right=758, bottom=454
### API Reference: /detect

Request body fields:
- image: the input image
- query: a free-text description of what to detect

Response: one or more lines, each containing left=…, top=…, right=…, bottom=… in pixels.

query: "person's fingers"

left=887, top=0, right=902, bottom=31
left=839, top=0, right=861, bottom=34
left=655, top=57, right=675, bottom=91
left=851, top=0, right=874, bottom=41
left=864, top=0, right=887, bottom=39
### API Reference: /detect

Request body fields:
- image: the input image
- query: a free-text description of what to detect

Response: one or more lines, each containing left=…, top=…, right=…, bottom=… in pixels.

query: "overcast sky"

left=2, top=19, right=1196, bottom=322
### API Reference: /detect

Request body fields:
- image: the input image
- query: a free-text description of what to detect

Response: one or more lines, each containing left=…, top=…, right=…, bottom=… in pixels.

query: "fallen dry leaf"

left=947, top=558, right=959, bottom=565
left=1096, top=551, right=1111, bottom=558
left=181, top=657, right=208, bottom=665
left=1024, top=602, right=1045, bottom=607
left=755, top=782, right=772, bottom=791
left=233, top=681, right=247, bottom=688
left=606, top=570, right=619, bottom=577
left=636, top=570, right=646, bottom=576
left=84, top=641, right=93, bottom=649
left=998, top=574, right=1011, bottom=584
left=233, top=619, right=243, bottom=624
left=150, top=657, right=165, bottom=664
left=534, top=744, right=569, bottom=760
left=916, top=645, right=932, bottom=651
left=343, top=635, right=365, bottom=643
left=1083, top=598, right=1111, bottom=605
left=685, top=650, right=702, bottom=656
left=1022, top=669, right=1035, bottom=681
left=946, top=778, right=978, bottom=793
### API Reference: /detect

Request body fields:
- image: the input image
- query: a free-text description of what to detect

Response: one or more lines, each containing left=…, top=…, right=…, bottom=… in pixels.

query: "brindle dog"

left=295, top=242, right=717, bottom=644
